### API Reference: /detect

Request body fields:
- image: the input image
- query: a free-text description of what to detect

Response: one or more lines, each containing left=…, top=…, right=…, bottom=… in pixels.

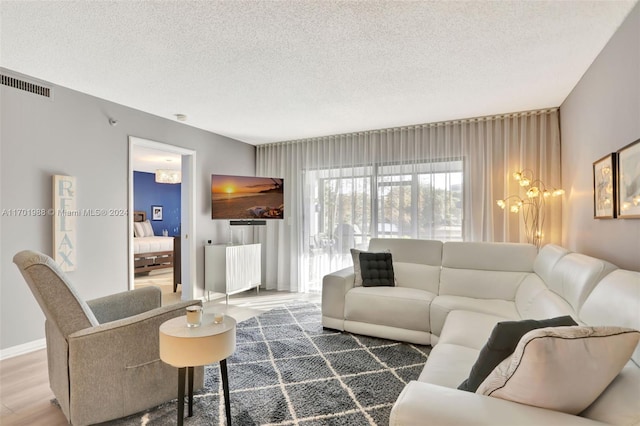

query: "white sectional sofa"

left=321, top=239, right=640, bottom=425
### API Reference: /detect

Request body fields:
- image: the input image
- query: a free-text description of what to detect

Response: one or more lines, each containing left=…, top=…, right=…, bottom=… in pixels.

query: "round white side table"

left=159, top=313, right=236, bottom=426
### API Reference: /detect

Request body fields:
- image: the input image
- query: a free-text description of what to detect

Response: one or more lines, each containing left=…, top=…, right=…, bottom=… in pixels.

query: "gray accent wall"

left=560, top=3, right=640, bottom=271
left=0, top=69, right=255, bottom=350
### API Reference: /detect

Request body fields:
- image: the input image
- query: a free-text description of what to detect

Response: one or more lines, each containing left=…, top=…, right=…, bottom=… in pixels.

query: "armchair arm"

left=390, top=381, right=607, bottom=426
left=87, top=286, right=162, bottom=323
left=70, top=299, right=201, bottom=343
left=321, top=266, right=355, bottom=330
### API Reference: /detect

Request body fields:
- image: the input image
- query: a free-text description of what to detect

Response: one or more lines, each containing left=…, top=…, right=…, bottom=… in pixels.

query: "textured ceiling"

left=132, top=146, right=181, bottom=174
left=1, top=1, right=637, bottom=145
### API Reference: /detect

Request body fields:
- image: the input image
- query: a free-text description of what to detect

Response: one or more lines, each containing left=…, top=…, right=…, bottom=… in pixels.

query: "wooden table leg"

left=177, top=367, right=186, bottom=426
left=188, top=366, right=194, bottom=417
left=220, top=359, right=232, bottom=426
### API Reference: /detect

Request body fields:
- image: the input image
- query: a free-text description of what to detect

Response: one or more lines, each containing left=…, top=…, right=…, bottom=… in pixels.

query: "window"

left=305, top=159, right=463, bottom=291
left=377, top=160, right=463, bottom=240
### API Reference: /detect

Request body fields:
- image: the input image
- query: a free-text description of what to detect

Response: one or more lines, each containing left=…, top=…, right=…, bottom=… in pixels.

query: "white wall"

left=560, top=3, right=640, bottom=271
left=0, top=69, right=256, bottom=350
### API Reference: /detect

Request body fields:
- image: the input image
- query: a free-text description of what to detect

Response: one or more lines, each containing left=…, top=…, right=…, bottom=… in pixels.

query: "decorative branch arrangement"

left=496, top=170, right=564, bottom=248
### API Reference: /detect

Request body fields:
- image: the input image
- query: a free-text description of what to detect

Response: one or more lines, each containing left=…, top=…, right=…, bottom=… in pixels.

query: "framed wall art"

left=152, top=205, right=163, bottom=221
left=617, top=138, right=640, bottom=218
left=593, top=153, right=616, bottom=219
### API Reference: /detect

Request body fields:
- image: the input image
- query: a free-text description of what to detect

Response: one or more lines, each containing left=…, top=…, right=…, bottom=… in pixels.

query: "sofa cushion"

left=430, top=295, right=520, bottom=337
left=442, top=242, right=537, bottom=272
left=391, top=381, right=612, bottom=426
left=532, top=244, right=570, bottom=284
left=440, top=242, right=537, bottom=303
left=579, top=269, right=640, bottom=365
left=368, top=238, right=442, bottom=266
left=458, top=315, right=578, bottom=392
left=417, top=343, right=480, bottom=388
left=360, top=252, right=395, bottom=287
left=515, top=274, right=578, bottom=321
left=392, top=262, right=441, bottom=293
left=345, top=286, right=434, bottom=332
left=437, top=310, right=508, bottom=351
left=543, top=252, right=617, bottom=313
left=476, top=326, right=640, bottom=415
left=439, top=269, right=530, bottom=301
left=368, top=238, right=442, bottom=293
left=579, top=362, right=640, bottom=425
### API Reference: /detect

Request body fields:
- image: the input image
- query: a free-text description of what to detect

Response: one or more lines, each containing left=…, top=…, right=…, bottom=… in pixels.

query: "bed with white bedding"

left=132, top=211, right=180, bottom=291
left=134, top=236, right=174, bottom=254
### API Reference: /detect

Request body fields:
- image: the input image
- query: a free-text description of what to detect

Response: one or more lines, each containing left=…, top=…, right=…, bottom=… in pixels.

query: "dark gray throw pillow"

left=359, top=252, right=395, bottom=287
left=458, top=315, right=578, bottom=392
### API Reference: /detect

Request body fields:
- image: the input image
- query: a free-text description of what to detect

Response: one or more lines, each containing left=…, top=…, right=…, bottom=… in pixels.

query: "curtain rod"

left=260, top=107, right=559, bottom=148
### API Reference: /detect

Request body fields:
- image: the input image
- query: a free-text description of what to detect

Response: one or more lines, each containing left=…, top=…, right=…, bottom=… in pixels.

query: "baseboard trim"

left=0, top=338, right=46, bottom=361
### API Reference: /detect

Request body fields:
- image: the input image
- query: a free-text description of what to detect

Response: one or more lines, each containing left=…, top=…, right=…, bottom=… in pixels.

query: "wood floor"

left=133, top=268, right=183, bottom=305
left=0, top=285, right=320, bottom=426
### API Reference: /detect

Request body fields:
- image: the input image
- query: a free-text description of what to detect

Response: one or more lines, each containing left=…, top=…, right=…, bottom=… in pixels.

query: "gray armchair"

left=13, top=250, right=204, bottom=425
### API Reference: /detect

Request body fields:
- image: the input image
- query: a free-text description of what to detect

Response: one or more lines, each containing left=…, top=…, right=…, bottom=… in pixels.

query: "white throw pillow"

left=350, top=248, right=391, bottom=286
left=142, top=220, right=155, bottom=237
left=133, top=222, right=145, bottom=238
left=476, top=326, right=640, bottom=415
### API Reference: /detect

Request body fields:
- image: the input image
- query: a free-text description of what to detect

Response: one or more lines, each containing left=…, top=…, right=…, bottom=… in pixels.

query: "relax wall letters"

left=53, top=175, right=76, bottom=271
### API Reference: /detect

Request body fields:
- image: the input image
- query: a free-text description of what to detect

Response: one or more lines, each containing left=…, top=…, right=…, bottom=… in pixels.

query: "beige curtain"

left=256, top=109, right=561, bottom=292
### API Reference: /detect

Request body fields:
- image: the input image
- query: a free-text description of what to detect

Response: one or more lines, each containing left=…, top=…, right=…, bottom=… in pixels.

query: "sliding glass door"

left=304, top=159, right=463, bottom=291
left=304, top=167, right=372, bottom=290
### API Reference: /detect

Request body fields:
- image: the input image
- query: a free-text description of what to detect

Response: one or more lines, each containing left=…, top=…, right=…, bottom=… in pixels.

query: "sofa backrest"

left=368, top=238, right=442, bottom=293
left=532, top=243, right=570, bottom=283
left=514, top=244, right=576, bottom=320
left=578, top=269, right=640, bottom=425
left=440, top=242, right=537, bottom=300
left=514, top=275, right=577, bottom=321
left=541, top=251, right=617, bottom=313
left=580, top=269, right=640, bottom=365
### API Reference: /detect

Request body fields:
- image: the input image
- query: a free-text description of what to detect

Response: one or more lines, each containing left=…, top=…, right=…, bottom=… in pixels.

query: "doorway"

left=128, top=137, right=197, bottom=301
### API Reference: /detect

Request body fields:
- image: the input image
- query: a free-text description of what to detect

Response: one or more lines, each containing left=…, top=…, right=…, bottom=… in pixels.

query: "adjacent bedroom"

left=131, top=147, right=182, bottom=303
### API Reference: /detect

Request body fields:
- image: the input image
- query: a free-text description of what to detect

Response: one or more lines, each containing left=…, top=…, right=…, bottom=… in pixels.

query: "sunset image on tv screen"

left=211, top=175, right=284, bottom=220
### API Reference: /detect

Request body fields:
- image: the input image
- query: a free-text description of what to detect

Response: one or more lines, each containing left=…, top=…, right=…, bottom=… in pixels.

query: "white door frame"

left=128, top=136, right=197, bottom=301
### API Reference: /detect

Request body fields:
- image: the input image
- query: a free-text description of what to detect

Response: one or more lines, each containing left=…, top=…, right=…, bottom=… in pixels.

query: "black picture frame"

left=617, top=138, right=640, bottom=219
left=593, top=153, right=616, bottom=219
left=152, top=205, right=163, bottom=221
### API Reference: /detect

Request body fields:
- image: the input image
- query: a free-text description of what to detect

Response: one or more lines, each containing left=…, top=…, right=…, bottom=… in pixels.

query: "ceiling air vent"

left=1, top=74, right=51, bottom=98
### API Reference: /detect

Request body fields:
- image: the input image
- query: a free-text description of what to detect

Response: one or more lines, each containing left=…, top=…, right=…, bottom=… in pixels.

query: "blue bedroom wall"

left=134, top=171, right=181, bottom=236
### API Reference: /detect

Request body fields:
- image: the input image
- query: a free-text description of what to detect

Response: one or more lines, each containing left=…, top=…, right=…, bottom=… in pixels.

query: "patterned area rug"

left=108, top=302, right=430, bottom=425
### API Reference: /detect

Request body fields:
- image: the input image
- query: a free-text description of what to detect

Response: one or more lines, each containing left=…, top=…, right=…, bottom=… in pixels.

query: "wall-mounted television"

left=211, top=174, right=284, bottom=221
